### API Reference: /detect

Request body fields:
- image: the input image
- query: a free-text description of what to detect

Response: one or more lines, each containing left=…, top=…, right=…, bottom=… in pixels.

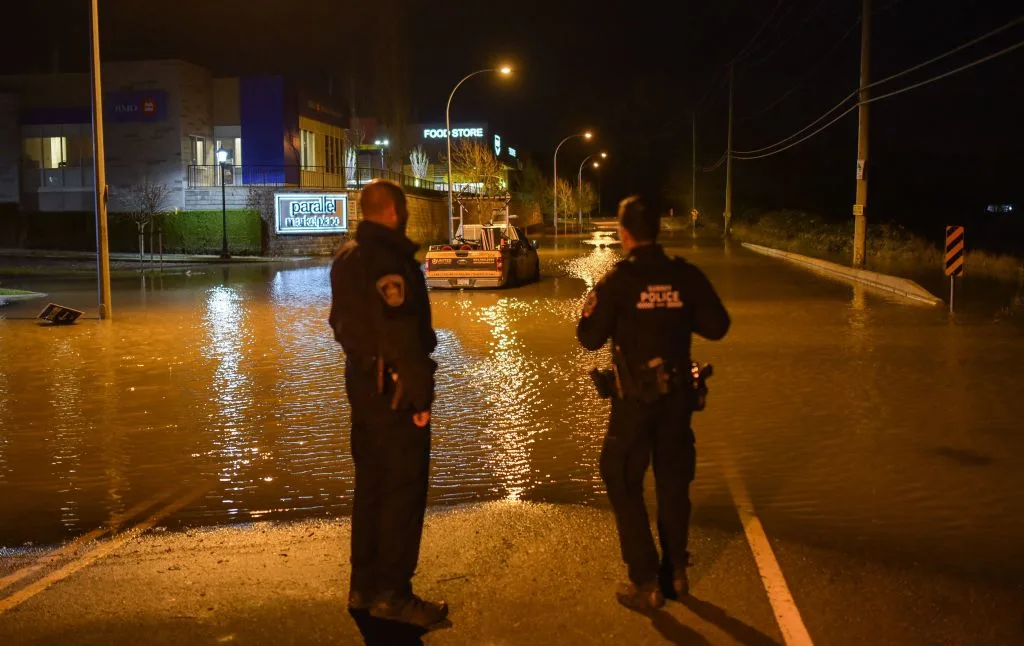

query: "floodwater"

left=1, top=234, right=1022, bottom=586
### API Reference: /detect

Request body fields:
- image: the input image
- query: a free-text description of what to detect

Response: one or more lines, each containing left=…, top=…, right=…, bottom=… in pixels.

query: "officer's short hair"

left=617, top=196, right=660, bottom=242
left=360, top=179, right=407, bottom=219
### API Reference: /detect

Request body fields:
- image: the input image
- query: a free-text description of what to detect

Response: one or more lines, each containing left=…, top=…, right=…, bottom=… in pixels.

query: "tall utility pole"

left=723, top=65, right=734, bottom=237
left=852, top=0, right=872, bottom=268
left=90, top=0, right=112, bottom=320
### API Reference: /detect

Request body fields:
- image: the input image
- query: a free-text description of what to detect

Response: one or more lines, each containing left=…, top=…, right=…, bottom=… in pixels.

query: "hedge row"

left=0, top=209, right=262, bottom=256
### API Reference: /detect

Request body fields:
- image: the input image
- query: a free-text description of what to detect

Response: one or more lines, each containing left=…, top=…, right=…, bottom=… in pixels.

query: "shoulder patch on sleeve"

left=376, top=274, right=406, bottom=307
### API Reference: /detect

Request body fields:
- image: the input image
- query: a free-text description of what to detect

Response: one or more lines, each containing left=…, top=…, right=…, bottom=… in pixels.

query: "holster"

left=376, top=357, right=404, bottom=410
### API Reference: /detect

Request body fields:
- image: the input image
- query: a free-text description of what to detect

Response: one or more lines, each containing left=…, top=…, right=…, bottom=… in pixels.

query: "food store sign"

left=274, top=193, right=349, bottom=234
left=423, top=127, right=484, bottom=139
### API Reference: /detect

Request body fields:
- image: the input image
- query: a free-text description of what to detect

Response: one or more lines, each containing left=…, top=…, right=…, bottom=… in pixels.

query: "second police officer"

left=577, top=196, right=730, bottom=610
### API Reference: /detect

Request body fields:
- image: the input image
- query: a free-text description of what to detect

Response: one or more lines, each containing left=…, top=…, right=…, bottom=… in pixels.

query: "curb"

left=0, top=291, right=47, bottom=305
left=741, top=242, right=943, bottom=306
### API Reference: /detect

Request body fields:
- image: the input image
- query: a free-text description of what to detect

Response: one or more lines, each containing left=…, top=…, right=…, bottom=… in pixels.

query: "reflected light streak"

left=202, top=286, right=256, bottom=495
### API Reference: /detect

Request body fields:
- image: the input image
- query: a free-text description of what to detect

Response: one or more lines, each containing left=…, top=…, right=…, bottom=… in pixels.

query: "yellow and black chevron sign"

left=945, top=225, right=965, bottom=277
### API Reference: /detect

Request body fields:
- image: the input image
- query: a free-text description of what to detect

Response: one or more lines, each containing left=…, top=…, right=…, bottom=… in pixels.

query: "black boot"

left=369, top=592, right=449, bottom=629
left=347, top=589, right=374, bottom=611
left=616, top=581, right=665, bottom=611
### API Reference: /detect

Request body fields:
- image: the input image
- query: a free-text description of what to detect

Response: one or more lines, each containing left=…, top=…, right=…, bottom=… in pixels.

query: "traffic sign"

left=38, top=303, right=84, bottom=325
left=944, top=226, right=965, bottom=277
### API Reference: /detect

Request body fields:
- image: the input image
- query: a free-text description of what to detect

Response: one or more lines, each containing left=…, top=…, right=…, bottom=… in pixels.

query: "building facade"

left=0, top=59, right=348, bottom=214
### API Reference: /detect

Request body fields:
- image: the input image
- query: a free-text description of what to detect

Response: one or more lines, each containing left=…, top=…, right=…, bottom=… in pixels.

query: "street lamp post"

left=553, top=131, right=592, bottom=235
left=216, top=148, right=230, bottom=259
left=577, top=151, right=606, bottom=229
left=446, top=66, right=512, bottom=241
left=374, top=139, right=389, bottom=179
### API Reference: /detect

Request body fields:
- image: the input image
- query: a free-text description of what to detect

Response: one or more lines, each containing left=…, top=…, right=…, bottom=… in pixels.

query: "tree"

left=555, top=178, right=577, bottom=225
left=117, top=179, right=170, bottom=265
left=345, top=146, right=357, bottom=185
left=409, top=146, right=429, bottom=180
left=517, top=159, right=551, bottom=224
left=444, top=140, right=508, bottom=226
left=579, top=181, right=598, bottom=219
left=447, top=139, right=505, bottom=196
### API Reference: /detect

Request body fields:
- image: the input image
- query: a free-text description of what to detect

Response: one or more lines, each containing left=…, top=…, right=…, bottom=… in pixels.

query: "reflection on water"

left=1, top=235, right=1024, bottom=582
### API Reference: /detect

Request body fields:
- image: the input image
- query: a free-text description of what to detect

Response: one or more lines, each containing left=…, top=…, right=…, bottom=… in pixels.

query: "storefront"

left=0, top=60, right=347, bottom=215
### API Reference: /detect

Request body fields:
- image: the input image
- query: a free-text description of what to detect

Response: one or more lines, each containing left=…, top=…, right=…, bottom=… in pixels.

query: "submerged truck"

left=424, top=222, right=540, bottom=289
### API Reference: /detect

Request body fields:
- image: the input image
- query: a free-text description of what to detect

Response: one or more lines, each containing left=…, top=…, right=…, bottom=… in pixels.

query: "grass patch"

left=732, top=210, right=1024, bottom=283
left=0, top=288, right=36, bottom=296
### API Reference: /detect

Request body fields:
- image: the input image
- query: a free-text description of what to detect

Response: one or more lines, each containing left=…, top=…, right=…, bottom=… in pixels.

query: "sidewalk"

left=0, top=502, right=781, bottom=646
left=0, top=249, right=304, bottom=264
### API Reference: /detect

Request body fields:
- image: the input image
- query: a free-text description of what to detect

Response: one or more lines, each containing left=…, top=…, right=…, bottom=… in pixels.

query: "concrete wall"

left=260, top=188, right=448, bottom=257
left=212, top=78, right=240, bottom=125
left=0, top=94, right=18, bottom=203
left=103, top=61, right=189, bottom=211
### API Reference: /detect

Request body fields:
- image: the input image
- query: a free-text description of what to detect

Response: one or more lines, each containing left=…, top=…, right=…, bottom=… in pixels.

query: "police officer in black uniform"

left=577, top=196, right=730, bottom=610
left=329, top=180, right=448, bottom=629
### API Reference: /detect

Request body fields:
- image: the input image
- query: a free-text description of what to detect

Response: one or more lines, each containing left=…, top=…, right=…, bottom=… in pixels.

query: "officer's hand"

left=412, top=410, right=431, bottom=428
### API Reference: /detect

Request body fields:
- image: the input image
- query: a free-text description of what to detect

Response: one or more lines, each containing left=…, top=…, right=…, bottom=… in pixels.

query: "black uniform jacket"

left=329, top=220, right=438, bottom=411
left=577, top=244, right=730, bottom=368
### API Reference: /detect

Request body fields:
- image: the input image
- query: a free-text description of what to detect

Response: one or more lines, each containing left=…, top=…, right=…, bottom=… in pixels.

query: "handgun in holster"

left=689, top=362, right=714, bottom=411
left=376, top=355, right=404, bottom=410
left=590, top=346, right=631, bottom=400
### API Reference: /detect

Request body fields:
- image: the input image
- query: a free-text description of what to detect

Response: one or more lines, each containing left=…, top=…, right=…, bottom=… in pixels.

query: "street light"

left=445, top=65, right=513, bottom=240
left=554, top=131, right=592, bottom=234
left=578, top=151, right=607, bottom=229
left=216, top=148, right=231, bottom=259
left=374, top=139, right=389, bottom=177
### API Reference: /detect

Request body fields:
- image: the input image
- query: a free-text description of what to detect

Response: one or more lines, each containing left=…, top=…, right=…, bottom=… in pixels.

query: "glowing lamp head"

left=499, top=66, right=513, bottom=75
left=583, top=131, right=593, bottom=140
left=600, top=152, right=608, bottom=158
left=215, top=148, right=229, bottom=164
left=593, top=162, right=600, bottom=168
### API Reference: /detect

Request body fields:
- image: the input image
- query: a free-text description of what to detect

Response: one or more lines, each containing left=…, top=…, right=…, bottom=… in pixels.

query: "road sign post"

left=944, top=225, right=965, bottom=313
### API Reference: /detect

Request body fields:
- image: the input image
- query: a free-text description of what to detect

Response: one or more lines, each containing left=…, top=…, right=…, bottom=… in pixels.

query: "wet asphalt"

left=1, top=233, right=1023, bottom=644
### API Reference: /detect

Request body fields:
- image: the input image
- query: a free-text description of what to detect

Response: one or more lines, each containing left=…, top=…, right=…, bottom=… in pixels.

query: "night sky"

left=3, top=0, right=1021, bottom=231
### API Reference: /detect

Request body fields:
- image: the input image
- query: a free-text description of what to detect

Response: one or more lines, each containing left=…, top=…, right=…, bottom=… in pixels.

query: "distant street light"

left=445, top=66, right=513, bottom=240
left=216, top=148, right=231, bottom=259
left=578, top=151, right=607, bottom=229
left=553, top=131, right=592, bottom=234
left=374, top=139, right=389, bottom=175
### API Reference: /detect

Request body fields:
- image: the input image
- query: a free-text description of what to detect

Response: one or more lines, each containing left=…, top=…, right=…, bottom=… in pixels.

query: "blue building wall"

left=239, top=76, right=287, bottom=184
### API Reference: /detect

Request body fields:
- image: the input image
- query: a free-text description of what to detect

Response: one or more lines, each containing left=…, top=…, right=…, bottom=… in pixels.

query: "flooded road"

left=1, top=234, right=1023, bottom=590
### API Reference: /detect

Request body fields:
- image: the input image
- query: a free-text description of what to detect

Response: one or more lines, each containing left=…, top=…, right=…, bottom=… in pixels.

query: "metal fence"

left=186, top=165, right=445, bottom=193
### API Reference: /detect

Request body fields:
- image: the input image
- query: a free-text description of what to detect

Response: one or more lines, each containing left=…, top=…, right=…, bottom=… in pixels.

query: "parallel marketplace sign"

left=274, top=193, right=349, bottom=235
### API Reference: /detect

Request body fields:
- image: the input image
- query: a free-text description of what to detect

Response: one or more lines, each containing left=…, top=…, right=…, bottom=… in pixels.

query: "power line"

left=695, top=0, right=785, bottom=113
left=739, top=15, right=862, bottom=124
left=746, top=0, right=832, bottom=69
left=701, top=152, right=727, bottom=172
left=733, top=37, right=1024, bottom=160
left=734, top=15, right=1024, bottom=155
left=732, top=0, right=786, bottom=65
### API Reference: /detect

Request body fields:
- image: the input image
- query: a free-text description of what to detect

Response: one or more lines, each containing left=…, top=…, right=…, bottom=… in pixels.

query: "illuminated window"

left=190, top=135, right=207, bottom=166
left=300, top=130, right=317, bottom=169
left=22, top=137, right=43, bottom=168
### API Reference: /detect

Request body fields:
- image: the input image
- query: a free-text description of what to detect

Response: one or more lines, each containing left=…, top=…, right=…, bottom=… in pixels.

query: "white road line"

left=0, top=483, right=209, bottom=614
left=723, top=456, right=815, bottom=646
left=0, top=488, right=175, bottom=592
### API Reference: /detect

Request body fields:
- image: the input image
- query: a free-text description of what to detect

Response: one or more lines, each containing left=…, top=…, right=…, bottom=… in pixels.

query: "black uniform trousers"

left=600, top=390, right=696, bottom=586
left=345, top=361, right=432, bottom=598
